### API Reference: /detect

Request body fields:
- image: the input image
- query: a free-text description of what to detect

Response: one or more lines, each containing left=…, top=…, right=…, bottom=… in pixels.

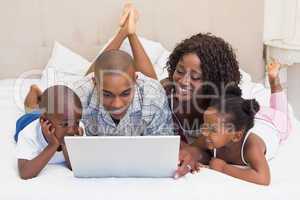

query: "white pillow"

left=120, top=37, right=165, bottom=65
left=154, top=50, right=170, bottom=80
left=240, top=69, right=252, bottom=83
left=119, top=36, right=170, bottom=80
left=46, top=41, right=90, bottom=75
left=40, top=42, right=91, bottom=89
left=40, top=68, right=85, bottom=90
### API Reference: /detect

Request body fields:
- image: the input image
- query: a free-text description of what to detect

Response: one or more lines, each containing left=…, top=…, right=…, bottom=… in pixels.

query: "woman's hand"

left=174, top=146, right=204, bottom=179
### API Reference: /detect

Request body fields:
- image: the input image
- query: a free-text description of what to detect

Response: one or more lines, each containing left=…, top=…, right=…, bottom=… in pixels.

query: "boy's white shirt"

left=16, top=119, right=85, bottom=164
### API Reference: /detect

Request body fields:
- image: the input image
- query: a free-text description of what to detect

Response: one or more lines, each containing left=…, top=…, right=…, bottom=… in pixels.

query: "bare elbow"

left=257, top=175, right=271, bottom=186
left=19, top=170, right=37, bottom=180
left=261, top=178, right=271, bottom=186
left=20, top=174, right=33, bottom=180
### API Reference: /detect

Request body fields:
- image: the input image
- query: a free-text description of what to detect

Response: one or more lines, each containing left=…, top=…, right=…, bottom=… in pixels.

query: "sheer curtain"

left=264, top=0, right=300, bottom=45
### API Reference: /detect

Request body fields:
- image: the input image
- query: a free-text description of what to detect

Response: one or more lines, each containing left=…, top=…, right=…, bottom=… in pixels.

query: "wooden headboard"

left=0, top=0, right=265, bottom=81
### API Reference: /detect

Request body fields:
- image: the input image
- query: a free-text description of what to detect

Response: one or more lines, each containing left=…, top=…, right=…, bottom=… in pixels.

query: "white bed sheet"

left=1, top=79, right=299, bottom=200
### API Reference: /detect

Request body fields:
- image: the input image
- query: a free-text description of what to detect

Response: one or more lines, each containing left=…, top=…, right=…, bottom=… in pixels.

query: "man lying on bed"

left=16, top=85, right=84, bottom=179
left=72, top=49, right=174, bottom=137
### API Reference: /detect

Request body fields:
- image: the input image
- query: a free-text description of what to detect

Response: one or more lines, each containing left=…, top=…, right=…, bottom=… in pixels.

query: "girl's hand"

left=209, top=158, right=227, bottom=172
left=40, top=119, right=60, bottom=148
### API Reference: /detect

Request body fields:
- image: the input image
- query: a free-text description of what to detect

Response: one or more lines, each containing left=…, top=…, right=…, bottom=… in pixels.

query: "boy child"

left=16, top=85, right=83, bottom=179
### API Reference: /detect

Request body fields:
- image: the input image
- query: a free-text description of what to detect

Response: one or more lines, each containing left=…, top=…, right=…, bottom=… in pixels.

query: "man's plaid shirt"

left=72, top=73, right=174, bottom=136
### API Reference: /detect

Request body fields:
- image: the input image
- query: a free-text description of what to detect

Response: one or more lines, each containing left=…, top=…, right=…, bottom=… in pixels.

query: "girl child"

left=194, top=61, right=292, bottom=185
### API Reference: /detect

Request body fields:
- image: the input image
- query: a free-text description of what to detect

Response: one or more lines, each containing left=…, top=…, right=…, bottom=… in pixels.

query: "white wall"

left=0, top=0, right=265, bottom=81
left=287, top=65, right=300, bottom=119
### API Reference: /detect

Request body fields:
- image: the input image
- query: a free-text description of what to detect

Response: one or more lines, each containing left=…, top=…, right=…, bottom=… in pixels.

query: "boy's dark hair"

left=209, top=86, right=260, bottom=133
left=39, top=85, right=82, bottom=115
left=166, top=33, right=241, bottom=94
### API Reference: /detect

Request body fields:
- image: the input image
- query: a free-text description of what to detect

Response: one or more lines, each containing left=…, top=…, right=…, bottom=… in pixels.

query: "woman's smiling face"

left=172, top=53, right=203, bottom=102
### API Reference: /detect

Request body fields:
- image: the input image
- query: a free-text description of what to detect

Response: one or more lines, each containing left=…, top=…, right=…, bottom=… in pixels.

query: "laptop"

left=64, top=136, right=180, bottom=178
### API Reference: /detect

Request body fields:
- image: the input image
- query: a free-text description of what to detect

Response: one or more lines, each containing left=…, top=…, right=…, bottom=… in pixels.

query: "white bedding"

left=0, top=78, right=299, bottom=200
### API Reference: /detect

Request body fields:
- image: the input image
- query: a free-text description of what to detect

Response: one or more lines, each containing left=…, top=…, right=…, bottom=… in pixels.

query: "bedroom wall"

left=287, top=65, right=300, bottom=119
left=0, top=0, right=265, bottom=81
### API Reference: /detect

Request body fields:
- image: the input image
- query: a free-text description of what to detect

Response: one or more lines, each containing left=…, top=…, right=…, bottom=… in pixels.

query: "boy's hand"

left=41, top=119, right=60, bottom=148
left=209, top=158, right=227, bottom=172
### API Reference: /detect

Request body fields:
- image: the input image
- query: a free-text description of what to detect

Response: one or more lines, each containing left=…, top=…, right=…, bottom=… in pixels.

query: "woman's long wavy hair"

left=166, top=33, right=241, bottom=96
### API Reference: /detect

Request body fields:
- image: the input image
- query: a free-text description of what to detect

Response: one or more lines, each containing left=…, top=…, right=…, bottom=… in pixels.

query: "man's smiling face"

left=96, top=68, right=136, bottom=120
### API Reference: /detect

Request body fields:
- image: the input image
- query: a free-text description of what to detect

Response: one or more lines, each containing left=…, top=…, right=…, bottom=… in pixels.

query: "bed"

left=1, top=40, right=299, bottom=200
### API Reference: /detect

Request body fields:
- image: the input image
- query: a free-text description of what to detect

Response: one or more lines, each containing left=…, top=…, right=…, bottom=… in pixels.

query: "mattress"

left=0, top=78, right=299, bottom=200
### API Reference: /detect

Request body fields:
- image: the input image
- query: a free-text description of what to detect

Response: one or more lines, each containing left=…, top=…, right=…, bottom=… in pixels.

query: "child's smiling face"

left=202, top=107, right=242, bottom=149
